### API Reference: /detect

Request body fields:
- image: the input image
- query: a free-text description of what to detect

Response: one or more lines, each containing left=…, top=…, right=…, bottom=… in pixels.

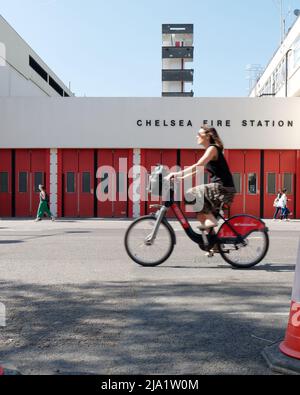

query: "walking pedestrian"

left=273, top=190, right=282, bottom=221
left=279, top=189, right=290, bottom=221
left=35, top=185, right=55, bottom=222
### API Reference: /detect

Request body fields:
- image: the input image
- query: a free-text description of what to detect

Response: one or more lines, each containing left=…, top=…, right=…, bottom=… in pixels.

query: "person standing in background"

left=35, top=185, right=55, bottom=222
left=273, top=190, right=282, bottom=221
left=279, top=189, right=290, bottom=221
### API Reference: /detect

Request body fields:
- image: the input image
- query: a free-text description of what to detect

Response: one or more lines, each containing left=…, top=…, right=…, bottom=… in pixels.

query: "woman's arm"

left=177, top=170, right=198, bottom=180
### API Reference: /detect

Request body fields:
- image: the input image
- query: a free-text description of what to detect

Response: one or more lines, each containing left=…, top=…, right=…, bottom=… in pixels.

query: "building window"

left=29, top=56, right=48, bottom=82
left=34, top=172, right=44, bottom=192
left=293, top=35, right=300, bottom=69
left=248, top=173, right=257, bottom=195
left=0, top=172, right=8, bottom=193
left=283, top=173, right=293, bottom=194
left=49, top=76, right=64, bottom=97
left=82, top=172, right=91, bottom=193
left=19, top=172, right=27, bottom=193
left=267, top=173, right=276, bottom=195
left=100, top=173, right=109, bottom=194
left=232, top=173, right=241, bottom=194
left=66, top=172, right=75, bottom=193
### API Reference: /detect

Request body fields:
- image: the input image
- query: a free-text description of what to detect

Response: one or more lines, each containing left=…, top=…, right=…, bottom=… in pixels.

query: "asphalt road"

left=0, top=219, right=298, bottom=375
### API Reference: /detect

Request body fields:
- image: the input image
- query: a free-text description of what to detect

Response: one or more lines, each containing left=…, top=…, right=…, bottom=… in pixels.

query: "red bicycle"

left=125, top=169, right=269, bottom=269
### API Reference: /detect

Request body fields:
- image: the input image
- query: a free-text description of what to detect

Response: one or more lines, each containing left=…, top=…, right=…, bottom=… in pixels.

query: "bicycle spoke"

left=220, top=230, right=268, bottom=267
left=125, top=217, right=174, bottom=266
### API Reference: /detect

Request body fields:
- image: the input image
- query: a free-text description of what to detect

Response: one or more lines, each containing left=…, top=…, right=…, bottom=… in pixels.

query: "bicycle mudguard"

left=217, top=215, right=268, bottom=239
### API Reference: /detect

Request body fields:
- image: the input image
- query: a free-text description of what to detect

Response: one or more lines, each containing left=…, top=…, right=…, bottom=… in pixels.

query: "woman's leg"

left=274, top=207, right=281, bottom=219
left=36, top=203, right=44, bottom=219
left=37, top=202, right=53, bottom=219
left=196, top=212, right=217, bottom=228
left=44, top=204, right=54, bottom=218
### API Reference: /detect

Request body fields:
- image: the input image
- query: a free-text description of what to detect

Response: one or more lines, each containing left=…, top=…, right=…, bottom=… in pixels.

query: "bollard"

left=279, top=240, right=300, bottom=359
left=262, top=239, right=300, bottom=375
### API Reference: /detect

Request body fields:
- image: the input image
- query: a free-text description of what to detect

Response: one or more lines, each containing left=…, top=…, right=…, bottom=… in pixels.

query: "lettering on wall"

left=136, top=119, right=294, bottom=128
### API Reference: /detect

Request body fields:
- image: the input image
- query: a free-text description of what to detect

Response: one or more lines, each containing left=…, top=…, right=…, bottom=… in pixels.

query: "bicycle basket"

left=148, top=164, right=169, bottom=197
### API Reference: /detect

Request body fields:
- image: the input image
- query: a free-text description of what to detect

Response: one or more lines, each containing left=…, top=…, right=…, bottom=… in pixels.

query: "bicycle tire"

left=124, top=215, right=175, bottom=267
left=217, top=214, right=269, bottom=269
left=218, top=230, right=269, bottom=269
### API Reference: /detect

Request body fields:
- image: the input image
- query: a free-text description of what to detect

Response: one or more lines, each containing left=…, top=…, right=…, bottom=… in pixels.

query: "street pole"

left=280, top=0, right=284, bottom=43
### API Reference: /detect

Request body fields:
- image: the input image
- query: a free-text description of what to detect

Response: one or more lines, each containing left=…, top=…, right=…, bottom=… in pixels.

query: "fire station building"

left=0, top=97, right=300, bottom=219
left=1, top=16, right=300, bottom=220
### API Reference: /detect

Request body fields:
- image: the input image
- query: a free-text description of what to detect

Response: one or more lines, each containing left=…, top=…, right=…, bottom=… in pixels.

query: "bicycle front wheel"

left=219, top=230, right=269, bottom=269
left=124, top=216, right=175, bottom=267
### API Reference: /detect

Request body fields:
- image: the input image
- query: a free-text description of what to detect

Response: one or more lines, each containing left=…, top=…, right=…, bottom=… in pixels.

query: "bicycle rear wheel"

left=124, top=216, right=175, bottom=267
left=218, top=230, right=269, bottom=269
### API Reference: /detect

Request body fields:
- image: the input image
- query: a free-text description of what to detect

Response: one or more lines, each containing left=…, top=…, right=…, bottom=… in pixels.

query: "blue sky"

left=0, top=0, right=299, bottom=97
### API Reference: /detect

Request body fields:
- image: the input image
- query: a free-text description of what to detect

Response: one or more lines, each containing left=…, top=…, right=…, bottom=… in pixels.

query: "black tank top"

left=205, top=145, right=235, bottom=189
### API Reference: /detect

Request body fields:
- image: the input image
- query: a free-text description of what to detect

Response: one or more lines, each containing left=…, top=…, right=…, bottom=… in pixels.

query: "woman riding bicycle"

left=166, top=125, right=236, bottom=230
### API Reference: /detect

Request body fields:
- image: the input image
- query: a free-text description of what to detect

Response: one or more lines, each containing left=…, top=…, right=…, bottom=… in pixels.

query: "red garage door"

left=0, top=150, right=12, bottom=217
left=15, top=150, right=49, bottom=217
left=264, top=150, right=296, bottom=219
left=97, top=149, right=132, bottom=218
left=61, top=150, right=94, bottom=218
left=142, top=149, right=177, bottom=216
left=227, top=150, right=261, bottom=217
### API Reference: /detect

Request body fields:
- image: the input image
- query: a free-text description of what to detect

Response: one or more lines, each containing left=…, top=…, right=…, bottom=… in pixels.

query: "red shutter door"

left=63, top=150, right=79, bottom=217
left=78, top=150, right=94, bottom=218
left=264, top=151, right=280, bottom=219
left=0, top=150, right=12, bottom=217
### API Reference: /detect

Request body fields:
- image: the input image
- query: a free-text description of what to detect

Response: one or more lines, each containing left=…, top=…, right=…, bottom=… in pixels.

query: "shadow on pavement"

left=0, top=240, right=24, bottom=245
left=163, top=263, right=296, bottom=273
left=0, top=279, right=289, bottom=375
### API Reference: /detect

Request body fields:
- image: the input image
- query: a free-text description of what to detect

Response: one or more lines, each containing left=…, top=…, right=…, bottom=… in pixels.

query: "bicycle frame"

left=148, top=191, right=246, bottom=251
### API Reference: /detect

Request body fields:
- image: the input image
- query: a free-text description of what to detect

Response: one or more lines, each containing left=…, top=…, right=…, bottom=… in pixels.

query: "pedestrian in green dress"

left=35, top=185, right=55, bottom=222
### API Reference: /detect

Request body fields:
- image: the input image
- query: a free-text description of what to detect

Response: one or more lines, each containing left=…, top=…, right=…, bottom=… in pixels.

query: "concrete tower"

left=162, top=24, right=194, bottom=97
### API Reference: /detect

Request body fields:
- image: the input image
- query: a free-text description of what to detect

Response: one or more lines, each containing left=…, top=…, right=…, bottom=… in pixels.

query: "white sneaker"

left=34, top=218, right=41, bottom=222
left=51, top=217, right=56, bottom=222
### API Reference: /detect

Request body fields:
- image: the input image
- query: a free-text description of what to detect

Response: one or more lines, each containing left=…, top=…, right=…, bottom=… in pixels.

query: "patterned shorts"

left=185, top=183, right=236, bottom=214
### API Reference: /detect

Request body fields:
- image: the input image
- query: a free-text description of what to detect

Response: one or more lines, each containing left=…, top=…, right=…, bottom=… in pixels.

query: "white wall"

left=162, top=81, right=182, bottom=92
left=0, top=15, right=73, bottom=97
left=0, top=65, right=50, bottom=97
left=0, top=97, right=299, bottom=150
left=163, top=59, right=182, bottom=69
left=250, top=16, right=300, bottom=98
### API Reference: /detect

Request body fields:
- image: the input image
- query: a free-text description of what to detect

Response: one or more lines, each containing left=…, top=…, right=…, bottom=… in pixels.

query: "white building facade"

left=250, top=15, right=300, bottom=98
left=0, top=15, right=73, bottom=98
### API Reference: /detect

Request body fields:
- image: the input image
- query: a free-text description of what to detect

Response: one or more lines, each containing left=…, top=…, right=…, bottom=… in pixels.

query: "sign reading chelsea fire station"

left=1, top=97, right=300, bottom=149
left=137, top=119, right=294, bottom=128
